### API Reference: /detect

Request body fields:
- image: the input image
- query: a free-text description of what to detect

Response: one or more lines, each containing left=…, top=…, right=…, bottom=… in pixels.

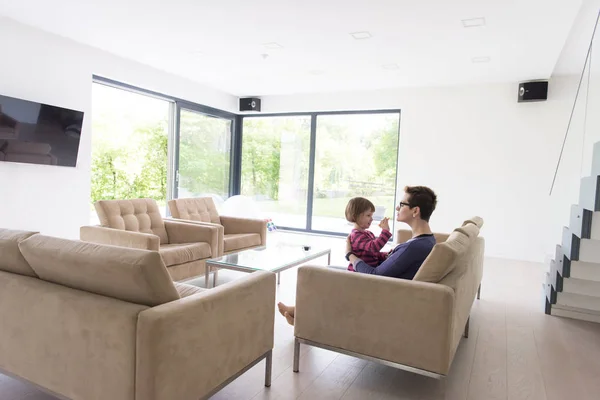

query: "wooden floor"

left=2, top=232, right=600, bottom=400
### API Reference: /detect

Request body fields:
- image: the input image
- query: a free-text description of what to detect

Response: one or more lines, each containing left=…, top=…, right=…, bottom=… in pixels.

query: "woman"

left=278, top=185, right=438, bottom=325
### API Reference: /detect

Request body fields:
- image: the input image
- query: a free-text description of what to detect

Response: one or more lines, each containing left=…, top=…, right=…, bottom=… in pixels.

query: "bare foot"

left=277, top=302, right=295, bottom=318
left=284, top=311, right=295, bottom=326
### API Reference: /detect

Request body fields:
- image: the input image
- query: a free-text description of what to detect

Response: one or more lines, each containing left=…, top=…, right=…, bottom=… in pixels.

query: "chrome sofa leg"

left=264, top=350, right=272, bottom=387
left=293, top=338, right=300, bottom=372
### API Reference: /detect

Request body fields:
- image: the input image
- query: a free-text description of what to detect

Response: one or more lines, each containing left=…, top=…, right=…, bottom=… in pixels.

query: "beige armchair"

left=292, top=217, right=485, bottom=378
left=81, top=198, right=220, bottom=282
left=168, top=197, right=267, bottom=256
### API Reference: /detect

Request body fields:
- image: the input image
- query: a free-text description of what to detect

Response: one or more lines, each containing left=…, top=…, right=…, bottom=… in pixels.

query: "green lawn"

left=258, top=196, right=395, bottom=219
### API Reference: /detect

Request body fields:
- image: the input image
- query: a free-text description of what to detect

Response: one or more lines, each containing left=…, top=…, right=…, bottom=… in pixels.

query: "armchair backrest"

left=168, top=197, right=221, bottom=224
left=95, top=198, right=169, bottom=244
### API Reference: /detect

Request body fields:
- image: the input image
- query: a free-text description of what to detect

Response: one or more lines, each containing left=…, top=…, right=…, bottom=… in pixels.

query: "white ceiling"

left=0, top=0, right=584, bottom=96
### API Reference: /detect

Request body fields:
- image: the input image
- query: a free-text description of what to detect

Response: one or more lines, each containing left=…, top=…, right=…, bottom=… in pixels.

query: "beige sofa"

left=292, top=217, right=485, bottom=378
left=81, top=198, right=220, bottom=281
left=168, top=197, right=267, bottom=256
left=0, top=228, right=276, bottom=400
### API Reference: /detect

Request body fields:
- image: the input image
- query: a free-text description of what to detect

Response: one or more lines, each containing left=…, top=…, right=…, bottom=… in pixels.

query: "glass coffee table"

left=205, top=243, right=331, bottom=288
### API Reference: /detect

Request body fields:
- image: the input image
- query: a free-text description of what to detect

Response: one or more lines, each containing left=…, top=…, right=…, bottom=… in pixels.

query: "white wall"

left=258, top=79, right=578, bottom=262
left=0, top=17, right=237, bottom=239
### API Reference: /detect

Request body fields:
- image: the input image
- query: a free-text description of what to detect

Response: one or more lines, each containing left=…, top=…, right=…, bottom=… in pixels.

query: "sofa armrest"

left=219, top=216, right=267, bottom=245
left=80, top=225, right=160, bottom=251
left=135, top=270, right=276, bottom=400
left=295, top=266, right=455, bottom=375
left=163, top=220, right=220, bottom=258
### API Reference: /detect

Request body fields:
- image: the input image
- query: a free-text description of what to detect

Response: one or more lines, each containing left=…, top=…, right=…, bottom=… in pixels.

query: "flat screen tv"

left=0, top=94, right=84, bottom=167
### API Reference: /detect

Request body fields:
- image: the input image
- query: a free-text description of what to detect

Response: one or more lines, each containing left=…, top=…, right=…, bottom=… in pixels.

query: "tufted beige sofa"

left=168, top=197, right=267, bottom=256
left=292, top=217, right=485, bottom=378
left=0, top=228, right=276, bottom=400
left=81, top=198, right=220, bottom=281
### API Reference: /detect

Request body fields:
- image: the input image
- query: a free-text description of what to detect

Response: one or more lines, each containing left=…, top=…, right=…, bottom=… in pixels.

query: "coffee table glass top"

left=206, top=242, right=331, bottom=272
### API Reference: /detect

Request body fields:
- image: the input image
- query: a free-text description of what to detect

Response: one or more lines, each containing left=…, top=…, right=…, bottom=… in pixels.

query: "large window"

left=176, top=108, right=233, bottom=201
left=90, top=78, right=236, bottom=225
left=90, top=83, right=171, bottom=220
left=241, top=116, right=310, bottom=228
left=241, top=111, right=400, bottom=235
left=312, top=113, right=399, bottom=234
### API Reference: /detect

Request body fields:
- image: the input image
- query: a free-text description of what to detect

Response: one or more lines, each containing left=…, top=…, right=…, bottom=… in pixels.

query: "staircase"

left=545, top=142, right=600, bottom=323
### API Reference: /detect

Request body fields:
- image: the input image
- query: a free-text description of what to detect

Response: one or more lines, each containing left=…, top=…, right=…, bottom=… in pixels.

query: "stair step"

left=562, top=277, right=600, bottom=297
left=556, top=292, right=600, bottom=310
left=569, top=205, right=593, bottom=239
left=550, top=304, right=600, bottom=323
left=579, top=175, right=600, bottom=212
left=562, top=226, right=600, bottom=263
left=544, top=273, right=557, bottom=305
left=554, top=245, right=567, bottom=277
left=570, top=260, right=600, bottom=282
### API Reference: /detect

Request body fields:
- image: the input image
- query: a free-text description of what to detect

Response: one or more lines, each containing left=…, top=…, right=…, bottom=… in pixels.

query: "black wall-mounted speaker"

left=239, top=97, right=261, bottom=112
left=518, top=81, right=548, bottom=102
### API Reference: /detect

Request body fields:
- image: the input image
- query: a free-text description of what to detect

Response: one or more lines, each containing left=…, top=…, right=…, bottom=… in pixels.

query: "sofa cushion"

left=168, top=197, right=221, bottom=224
left=224, top=233, right=262, bottom=253
left=413, top=230, right=471, bottom=283
left=174, top=282, right=206, bottom=297
left=0, top=229, right=38, bottom=277
left=455, top=222, right=480, bottom=239
left=159, top=243, right=211, bottom=267
left=95, top=198, right=169, bottom=244
left=462, top=216, right=484, bottom=228
left=18, top=234, right=180, bottom=307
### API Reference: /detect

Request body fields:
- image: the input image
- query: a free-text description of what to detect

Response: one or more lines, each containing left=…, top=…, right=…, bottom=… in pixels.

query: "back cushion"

left=168, top=197, right=221, bottom=224
left=414, top=230, right=471, bottom=283
left=462, top=216, right=484, bottom=229
left=19, top=234, right=180, bottom=307
left=95, top=198, right=169, bottom=244
left=455, top=222, right=480, bottom=239
left=0, top=229, right=38, bottom=277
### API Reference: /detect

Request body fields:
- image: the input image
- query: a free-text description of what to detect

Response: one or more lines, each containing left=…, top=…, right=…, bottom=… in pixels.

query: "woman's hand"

left=346, top=235, right=352, bottom=254
left=379, top=217, right=390, bottom=231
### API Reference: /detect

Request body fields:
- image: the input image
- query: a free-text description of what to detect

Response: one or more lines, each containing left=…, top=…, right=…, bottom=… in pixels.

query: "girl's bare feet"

left=284, top=311, right=295, bottom=326
left=277, top=302, right=295, bottom=318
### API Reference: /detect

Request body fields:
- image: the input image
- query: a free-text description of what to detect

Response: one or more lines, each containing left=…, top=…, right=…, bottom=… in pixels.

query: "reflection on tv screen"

left=0, top=94, right=84, bottom=167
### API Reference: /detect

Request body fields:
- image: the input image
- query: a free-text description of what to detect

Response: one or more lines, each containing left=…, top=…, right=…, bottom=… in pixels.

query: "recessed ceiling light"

left=350, top=31, right=372, bottom=40
left=263, top=42, right=283, bottom=50
left=382, top=63, right=400, bottom=70
left=462, top=17, right=486, bottom=28
left=472, top=56, right=491, bottom=63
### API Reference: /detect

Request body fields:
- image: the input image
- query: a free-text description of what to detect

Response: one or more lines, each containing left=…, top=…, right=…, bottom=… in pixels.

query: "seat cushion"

left=413, top=230, right=471, bottom=283
left=95, top=198, right=169, bottom=244
left=224, top=233, right=262, bottom=253
left=160, top=243, right=211, bottom=267
left=168, top=197, right=221, bottom=224
left=0, top=229, right=38, bottom=277
left=174, top=282, right=206, bottom=297
left=19, top=234, right=180, bottom=307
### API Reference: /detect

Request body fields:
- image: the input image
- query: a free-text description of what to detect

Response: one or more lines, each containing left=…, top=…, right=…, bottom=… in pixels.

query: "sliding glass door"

left=312, top=113, right=399, bottom=234
left=241, top=111, right=400, bottom=235
left=175, top=106, right=234, bottom=202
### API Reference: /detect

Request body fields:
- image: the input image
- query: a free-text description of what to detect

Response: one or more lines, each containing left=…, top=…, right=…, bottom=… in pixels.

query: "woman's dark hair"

left=404, top=186, right=437, bottom=222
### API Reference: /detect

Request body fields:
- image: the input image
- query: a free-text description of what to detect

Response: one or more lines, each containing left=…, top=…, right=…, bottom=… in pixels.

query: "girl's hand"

left=379, top=217, right=390, bottom=231
left=345, top=236, right=352, bottom=254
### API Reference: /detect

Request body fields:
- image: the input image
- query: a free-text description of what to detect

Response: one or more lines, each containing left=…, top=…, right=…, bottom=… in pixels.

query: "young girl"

left=345, top=197, right=391, bottom=271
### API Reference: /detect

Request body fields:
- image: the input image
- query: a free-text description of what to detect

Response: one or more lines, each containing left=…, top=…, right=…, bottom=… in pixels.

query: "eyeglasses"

left=398, top=202, right=412, bottom=208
